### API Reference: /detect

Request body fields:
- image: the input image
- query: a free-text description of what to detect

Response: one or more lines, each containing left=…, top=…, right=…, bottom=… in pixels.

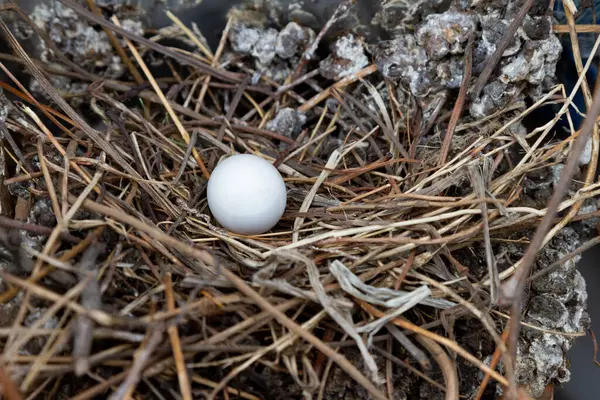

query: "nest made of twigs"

left=0, top=1, right=598, bottom=400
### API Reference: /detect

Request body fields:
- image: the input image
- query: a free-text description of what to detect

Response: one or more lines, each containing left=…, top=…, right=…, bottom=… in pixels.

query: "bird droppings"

left=276, top=22, right=314, bottom=59
left=479, top=15, right=522, bottom=60
left=370, top=2, right=562, bottom=119
left=265, top=107, right=307, bottom=139
left=372, top=0, right=448, bottom=36
left=229, top=24, right=262, bottom=54
left=371, top=35, right=432, bottom=95
left=579, top=137, right=593, bottom=166
left=436, top=56, right=464, bottom=89
left=29, top=2, right=143, bottom=77
left=19, top=1, right=144, bottom=106
left=527, top=294, right=570, bottom=329
left=469, top=80, right=519, bottom=118
left=251, top=28, right=279, bottom=65
left=416, top=11, right=476, bottom=60
left=319, top=34, right=369, bottom=80
left=228, top=14, right=315, bottom=82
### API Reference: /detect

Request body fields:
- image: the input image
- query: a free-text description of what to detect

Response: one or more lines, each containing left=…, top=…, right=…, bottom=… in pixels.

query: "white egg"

left=207, top=154, right=287, bottom=235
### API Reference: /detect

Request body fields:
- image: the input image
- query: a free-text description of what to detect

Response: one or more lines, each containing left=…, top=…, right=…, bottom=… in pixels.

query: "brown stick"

left=0, top=216, right=80, bottom=244
left=290, top=0, right=353, bottom=80
left=84, top=0, right=144, bottom=84
left=553, top=24, right=600, bottom=33
left=474, top=328, right=510, bottom=400
left=0, top=361, right=23, bottom=400
left=438, top=34, right=474, bottom=165
left=415, top=336, right=459, bottom=400
left=359, top=301, right=508, bottom=387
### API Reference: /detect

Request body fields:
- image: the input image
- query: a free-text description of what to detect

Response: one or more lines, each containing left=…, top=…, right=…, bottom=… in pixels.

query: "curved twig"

left=415, top=336, right=459, bottom=400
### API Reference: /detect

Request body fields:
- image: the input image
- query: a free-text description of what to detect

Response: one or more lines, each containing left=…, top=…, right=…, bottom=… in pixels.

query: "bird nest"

left=0, top=0, right=598, bottom=399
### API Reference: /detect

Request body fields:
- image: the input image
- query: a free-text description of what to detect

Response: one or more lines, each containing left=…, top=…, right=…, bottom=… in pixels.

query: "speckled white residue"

left=416, top=11, right=476, bottom=60
left=31, top=3, right=111, bottom=57
left=265, top=107, right=306, bottom=139
left=275, top=22, right=310, bottom=59
left=319, top=34, right=369, bottom=80
left=469, top=99, right=487, bottom=119
left=527, top=35, right=563, bottom=84
left=251, top=28, right=278, bottom=65
left=30, top=2, right=73, bottom=31
left=578, top=137, right=593, bottom=165
left=230, top=25, right=261, bottom=53
left=500, top=56, right=530, bottom=83
left=550, top=164, right=565, bottom=187
left=334, top=36, right=366, bottom=66
left=120, top=19, right=144, bottom=35
left=28, top=1, right=143, bottom=80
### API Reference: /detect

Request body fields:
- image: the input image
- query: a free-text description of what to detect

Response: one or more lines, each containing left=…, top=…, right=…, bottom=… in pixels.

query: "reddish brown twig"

left=438, top=33, right=474, bottom=166
left=0, top=361, right=23, bottom=400
left=0, top=216, right=80, bottom=244
left=474, top=328, right=510, bottom=400
left=591, top=329, right=600, bottom=368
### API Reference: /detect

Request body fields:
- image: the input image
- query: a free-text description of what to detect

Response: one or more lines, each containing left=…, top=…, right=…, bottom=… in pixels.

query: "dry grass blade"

left=164, top=273, right=193, bottom=400
left=439, top=33, right=474, bottom=165
left=72, top=244, right=104, bottom=376
left=293, top=149, right=341, bottom=242
left=469, top=162, right=499, bottom=302
left=66, top=195, right=388, bottom=399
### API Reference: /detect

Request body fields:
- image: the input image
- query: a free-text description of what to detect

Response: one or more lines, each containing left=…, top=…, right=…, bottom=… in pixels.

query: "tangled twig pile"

left=0, top=0, right=598, bottom=399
